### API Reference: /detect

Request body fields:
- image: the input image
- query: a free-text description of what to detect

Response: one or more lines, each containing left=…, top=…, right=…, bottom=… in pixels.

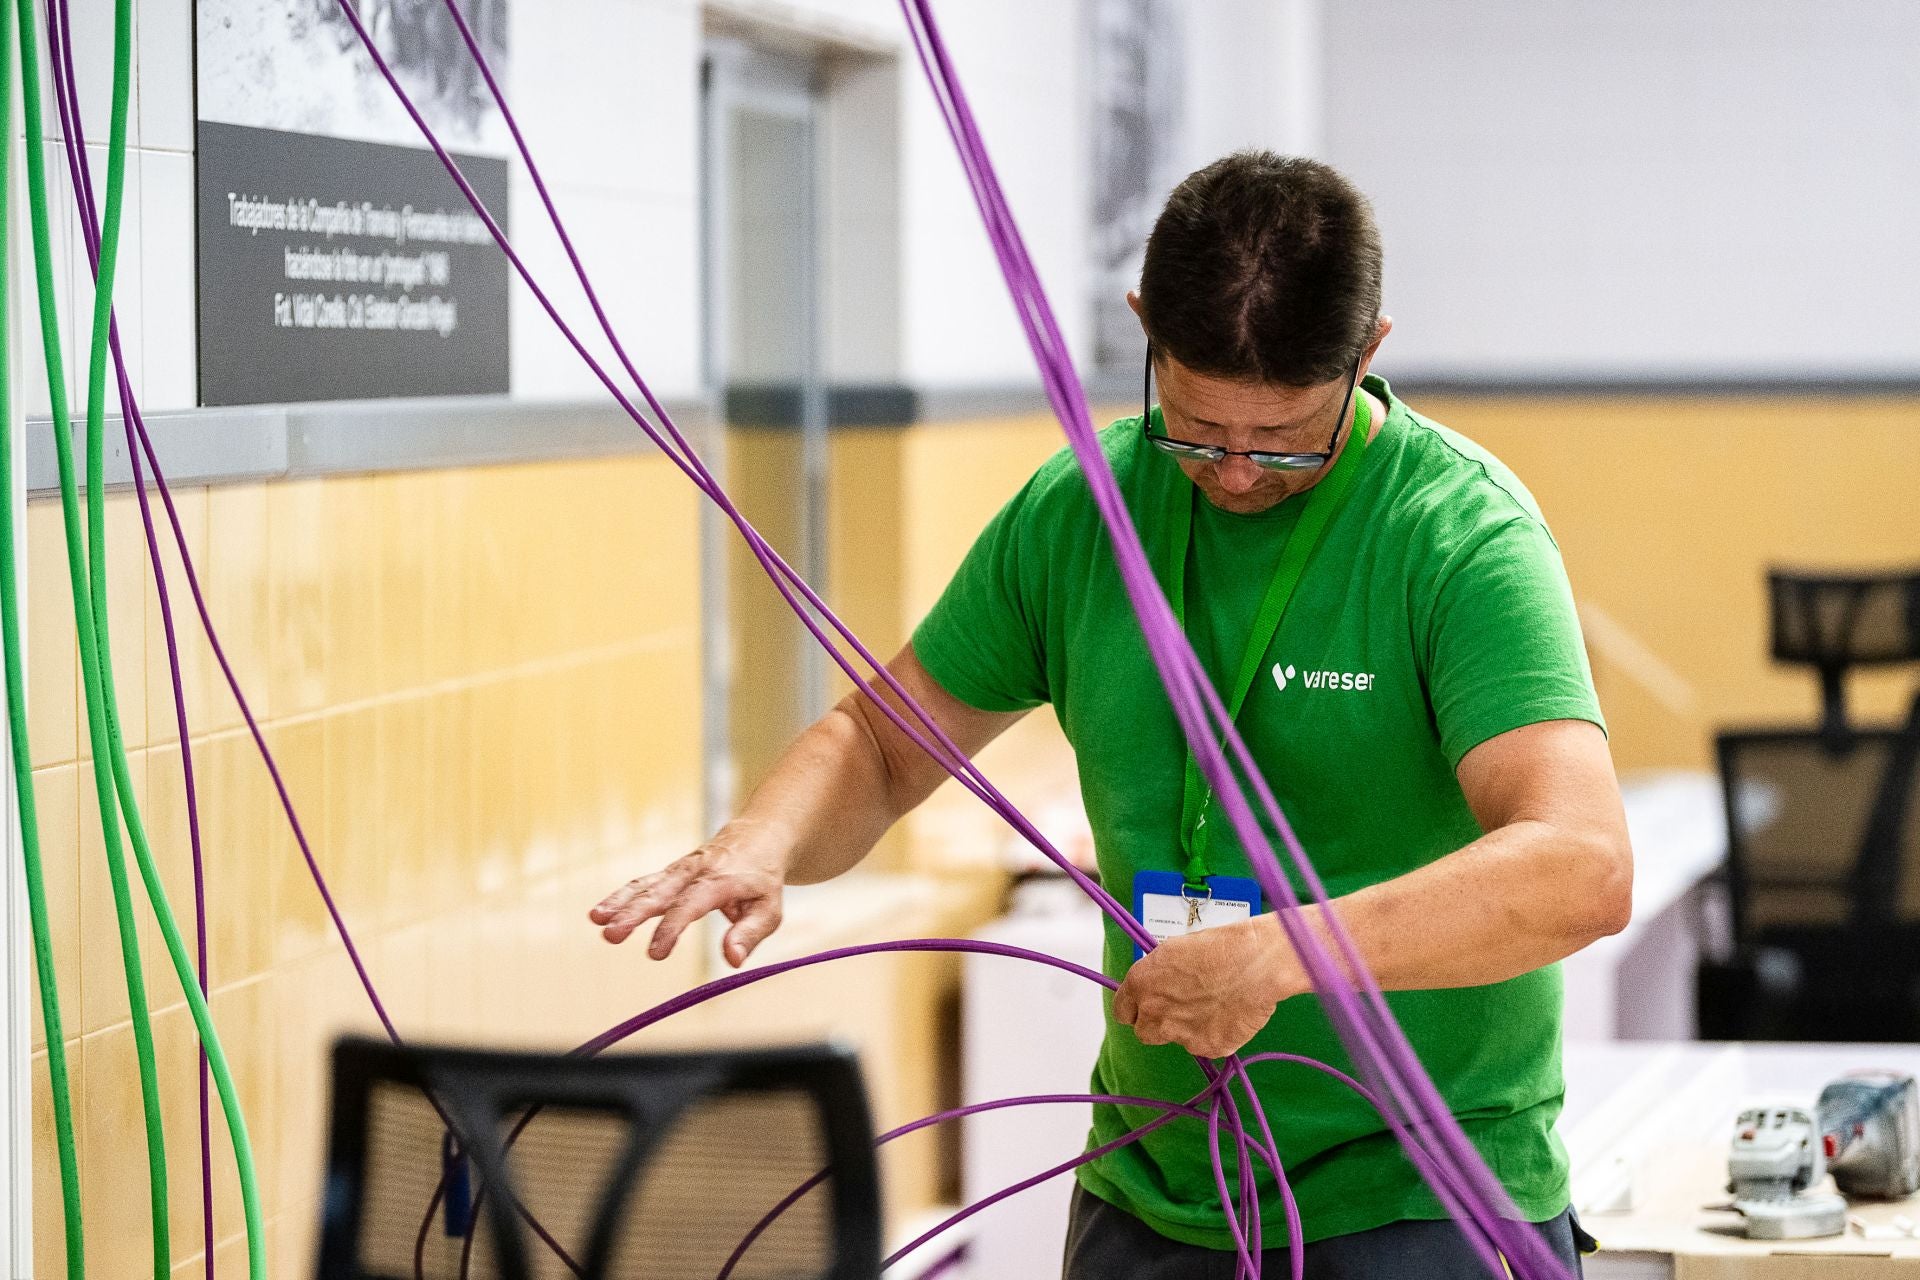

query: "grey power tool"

left=1726, top=1102, right=1848, bottom=1239
left=1819, top=1071, right=1920, bottom=1200
left=1722, top=1071, right=1920, bottom=1240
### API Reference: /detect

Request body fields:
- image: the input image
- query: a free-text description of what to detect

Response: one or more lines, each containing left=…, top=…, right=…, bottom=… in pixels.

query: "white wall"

left=511, top=0, right=1105, bottom=399
left=35, top=0, right=1918, bottom=417
left=896, top=0, right=1094, bottom=389
left=505, top=0, right=703, bottom=403
left=24, top=0, right=1314, bottom=418
left=19, top=0, right=708, bottom=415
left=16, top=0, right=198, bottom=419
left=1322, top=0, right=1920, bottom=380
left=1179, top=0, right=1319, bottom=173
left=893, top=0, right=1319, bottom=390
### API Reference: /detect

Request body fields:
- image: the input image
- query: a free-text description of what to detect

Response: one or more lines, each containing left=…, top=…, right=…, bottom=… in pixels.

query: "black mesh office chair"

left=1768, top=568, right=1920, bottom=747
left=1699, top=566, right=1920, bottom=1040
left=316, top=1037, right=883, bottom=1280
left=1704, top=712, right=1920, bottom=1041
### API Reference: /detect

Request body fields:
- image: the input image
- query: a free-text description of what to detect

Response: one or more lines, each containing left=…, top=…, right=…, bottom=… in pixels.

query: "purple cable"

left=333, top=0, right=1149, bottom=955
left=717, top=1089, right=1220, bottom=1280
left=35, top=0, right=402, bottom=1049
left=1226, top=1064, right=1292, bottom=1279
left=38, top=3, right=217, bottom=1274
left=577, top=938, right=1111, bottom=1056
left=904, top=2, right=1541, bottom=1270
left=42, top=84, right=592, bottom=1280
left=443, top=939, right=1141, bottom=1280
left=897, top=3, right=1567, bottom=1273
left=890, top=1094, right=1295, bottom=1275
left=432, top=0, right=1131, bottom=922
left=332, top=1, right=1304, bottom=1268
left=848, top=1059, right=1390, bottom=1274
left=888, top=1108, right=1181, bottom=1270
left=566, top=939, right=1318, bottom=1276
left=341, top=10, right=1306, bottom=1266
left=727, top=1048, right=1398, bottom=1280
left=337, top=36, right=1304, bottom=1268
left=48, top=0, right=1510, bottom=1273
left=41, top=6, right=591, bottom=1274
left=1207, top=1097, right=1257, bottom=1276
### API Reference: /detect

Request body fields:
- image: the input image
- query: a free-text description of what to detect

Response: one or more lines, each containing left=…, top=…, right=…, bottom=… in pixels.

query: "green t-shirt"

left=912, top=376, right=1604, bottom=1249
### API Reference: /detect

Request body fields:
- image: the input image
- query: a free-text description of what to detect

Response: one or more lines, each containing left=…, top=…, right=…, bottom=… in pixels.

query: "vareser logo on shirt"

left=1272, top=662, right=1376, bottom=693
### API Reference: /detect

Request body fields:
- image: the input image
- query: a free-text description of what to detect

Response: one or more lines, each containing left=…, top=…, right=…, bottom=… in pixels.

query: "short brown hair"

left=1139, top=151, right=1382, bottom=387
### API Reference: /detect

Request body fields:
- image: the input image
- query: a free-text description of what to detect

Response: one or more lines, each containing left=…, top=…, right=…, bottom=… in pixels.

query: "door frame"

left=698, top=38, right=828, bottom=836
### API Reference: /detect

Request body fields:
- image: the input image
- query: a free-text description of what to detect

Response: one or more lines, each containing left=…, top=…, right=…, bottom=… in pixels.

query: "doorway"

left=701, top=39, right=830, bottom=818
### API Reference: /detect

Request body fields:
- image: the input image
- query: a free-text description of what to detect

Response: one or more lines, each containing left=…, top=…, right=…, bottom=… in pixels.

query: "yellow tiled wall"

left=826, top=414, right=1122, bottom=875
left=22, top=449, right=987, bottom=1278
left=34, top=393, right=1906, bottom=1278
left=838, top=395, right=1920, bottom=788
left=725, top=429, right=821, bottom=799
left=1419, top=394, right=1920, bottom=770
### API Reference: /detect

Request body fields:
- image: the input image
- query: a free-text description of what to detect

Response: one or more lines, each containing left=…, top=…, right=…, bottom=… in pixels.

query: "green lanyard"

left=1169, top=390, right=1374, bottom=885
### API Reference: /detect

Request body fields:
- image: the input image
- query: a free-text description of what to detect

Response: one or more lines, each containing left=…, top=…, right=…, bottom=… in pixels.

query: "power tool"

left=1726, top=1101, right=1848, bottom=1238
left=1722, top=1070, right=1920, bottom=1240
left=1820, top=1071, right=1920, bottom=1200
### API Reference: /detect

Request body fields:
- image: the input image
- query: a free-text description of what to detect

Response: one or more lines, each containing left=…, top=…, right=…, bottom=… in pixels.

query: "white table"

left=1565, top=1041, right=1920, bottom=1278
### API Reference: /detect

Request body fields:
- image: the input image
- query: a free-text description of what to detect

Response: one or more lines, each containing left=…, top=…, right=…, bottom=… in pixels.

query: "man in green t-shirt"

left=590, top=151, right=1631, bottom=1277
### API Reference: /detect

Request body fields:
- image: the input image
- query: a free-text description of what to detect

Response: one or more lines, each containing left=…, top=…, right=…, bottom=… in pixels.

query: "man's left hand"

left=1112, top=916, right=1302, bottom=1060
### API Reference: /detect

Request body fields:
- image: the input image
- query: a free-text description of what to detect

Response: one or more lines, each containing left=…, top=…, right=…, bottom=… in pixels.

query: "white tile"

left=507, top=0, right=697, bottom=200
left=506, top=172, right=591, bottom=402
left=136, top=0, right=193, bottom=152
left=585, top=189, right=702, bottom=402
left=1318, top=0, right=1920, bottom=376
left=138, top=150, right=196, bottom=411
left=66, top=144, right=144, bottom=413
left=26, top=3, right=68, bottom=142
left=507, top=183, right=701, bottom=404
left=63, top=0, right=141, bottom=150
left=16, top=143, right=75, bottom=421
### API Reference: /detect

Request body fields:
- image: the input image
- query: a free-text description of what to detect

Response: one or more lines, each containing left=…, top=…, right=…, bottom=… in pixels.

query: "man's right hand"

left=589, top=825, right=786, bottom=967
left=587, top=645, right=1023, bottom=968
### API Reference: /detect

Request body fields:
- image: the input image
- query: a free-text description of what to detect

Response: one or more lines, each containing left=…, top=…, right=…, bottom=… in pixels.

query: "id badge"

left=1131, top=870, right=1264, bottom=960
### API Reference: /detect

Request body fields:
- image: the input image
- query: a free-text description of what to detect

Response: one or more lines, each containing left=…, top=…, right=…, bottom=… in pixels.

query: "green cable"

left=0, top=0, right=85, bottom=1272
left=15, top=0, right=170, bottom=1270
left=10, top=0, right=270, bottom=1275
left=78, top=0, right=266, bottom=1271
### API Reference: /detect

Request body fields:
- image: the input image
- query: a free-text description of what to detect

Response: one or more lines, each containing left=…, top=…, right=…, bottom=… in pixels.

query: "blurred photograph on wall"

left=194, top=0, right=514, bottom=405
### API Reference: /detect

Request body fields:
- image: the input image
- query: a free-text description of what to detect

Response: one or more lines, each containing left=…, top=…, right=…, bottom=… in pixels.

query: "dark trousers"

left=1063, top=1184, right=1588, bottom=1279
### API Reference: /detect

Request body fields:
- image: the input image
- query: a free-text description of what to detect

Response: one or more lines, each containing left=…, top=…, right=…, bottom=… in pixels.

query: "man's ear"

left=1358, top=315, right=1394, bottom=376
left=1126, top=290, right=1146, bottom=327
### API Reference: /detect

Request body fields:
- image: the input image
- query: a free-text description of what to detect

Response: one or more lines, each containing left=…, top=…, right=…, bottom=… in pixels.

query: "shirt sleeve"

left=911, top=475, right=1053, bottom=713
left=1423, top=516, right=1605, bottom=769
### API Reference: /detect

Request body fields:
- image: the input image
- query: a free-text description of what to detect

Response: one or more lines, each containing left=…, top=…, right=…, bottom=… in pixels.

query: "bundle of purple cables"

left=48, top=0, right=1576, bottom=1272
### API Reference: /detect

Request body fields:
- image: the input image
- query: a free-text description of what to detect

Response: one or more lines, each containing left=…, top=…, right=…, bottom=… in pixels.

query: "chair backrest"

left=1768, top=568, right=1920, bottom=740
left=1717, top=703, right=1920, bottom=944
left=317, top=1037, right=882, bottom=1280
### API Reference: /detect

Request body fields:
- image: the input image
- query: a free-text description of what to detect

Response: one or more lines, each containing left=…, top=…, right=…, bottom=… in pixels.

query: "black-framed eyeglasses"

left=1142, top=343, right=1360, bottom=472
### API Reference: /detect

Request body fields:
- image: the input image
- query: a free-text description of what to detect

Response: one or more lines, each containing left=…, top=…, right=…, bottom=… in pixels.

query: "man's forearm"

left=1115, top=721, right=1630, bottom=1055
left=728, top=702, right=909, bottom=885
left=594, top=646, right=1019, bottom=960
left=709, top=646, right=1022, bottom=888
left=1263, top=819, right=1632, bottom=999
